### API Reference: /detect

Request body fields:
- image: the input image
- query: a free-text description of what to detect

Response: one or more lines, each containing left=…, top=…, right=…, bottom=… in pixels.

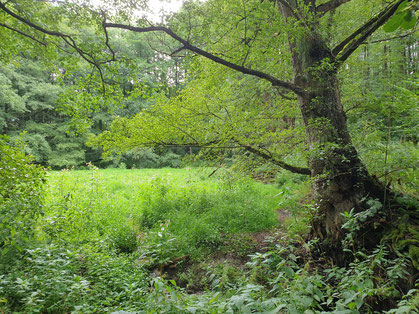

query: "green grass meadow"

left=1, top=167, right=310, bottom=312
left=2, top=167, right=416, bottom=313
left=43, top=167, right=289, bottom=255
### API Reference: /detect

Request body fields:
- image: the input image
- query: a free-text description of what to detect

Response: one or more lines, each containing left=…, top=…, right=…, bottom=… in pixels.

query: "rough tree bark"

left=277, top=0, right=403, bottom=259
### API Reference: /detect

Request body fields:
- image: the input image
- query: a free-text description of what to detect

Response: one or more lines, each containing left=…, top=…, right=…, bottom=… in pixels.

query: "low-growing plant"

left=0, top=135, right=46, bottom=261
left=12, top=167, right=413, bottom=313
left=41, top=165, right=102, bottom=243
left=135, top=220, right=179, bottom=267
left=143, top=240, right=416, bottom=313
left=80, top=248, right=148, bottom=312
left=0, top=244, right=89, bottom=313
left=110, top=227, right=138, bottom=253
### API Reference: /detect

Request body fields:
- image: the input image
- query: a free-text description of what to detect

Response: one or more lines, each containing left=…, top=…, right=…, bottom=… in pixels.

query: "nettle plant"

left=0, top=135, right=46, bottom=256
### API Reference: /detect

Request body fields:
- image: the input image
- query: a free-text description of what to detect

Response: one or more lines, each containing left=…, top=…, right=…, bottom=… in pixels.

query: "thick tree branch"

left=0, top=2, right=68, bottom=37
left=332, top=0, right=406, bottom=64
left=103, top=22, right=305, bottom=95
left=0, top=2, right=116, bottom=68
left=0, top=2, right=94, bottom=63
left=239, top=142, right=311, bottom=175
left=316, top=0, right=352, bottom=16
left=113, top=137, right=310, bottom=175
left=189, top=141, right=311, bottom=175
left=0, top=1, right=305, bottom=95
left=274, top=87, right=297, bottom=100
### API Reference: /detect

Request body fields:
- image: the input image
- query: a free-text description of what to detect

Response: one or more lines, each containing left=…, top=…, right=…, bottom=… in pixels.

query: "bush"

left=0, top=245, right=89, bottom=312
left=0, top=243, right=149, bottom=313
left=109, top=148, right=183, bottom=169
left=0, top=135, right=46, bottom=257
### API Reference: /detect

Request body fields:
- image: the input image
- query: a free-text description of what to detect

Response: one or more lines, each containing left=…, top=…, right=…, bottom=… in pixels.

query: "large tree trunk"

left=279, top=1, right=387, bottom=259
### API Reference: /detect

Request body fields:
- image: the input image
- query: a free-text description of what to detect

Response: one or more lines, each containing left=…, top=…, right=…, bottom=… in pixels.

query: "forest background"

left=0, top=0, right=416, bottom=179
left=0, top=0, right=418, bottom=312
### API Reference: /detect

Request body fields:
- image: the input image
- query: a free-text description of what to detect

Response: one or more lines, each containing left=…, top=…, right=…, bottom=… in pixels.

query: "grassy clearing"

left=43, top=167, right=287, bottom=257
left=1, top=167, right=416, bottom=313
left=1, top=167, right=308, bottom=312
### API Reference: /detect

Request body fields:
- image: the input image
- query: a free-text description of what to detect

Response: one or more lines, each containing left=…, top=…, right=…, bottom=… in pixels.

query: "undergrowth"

left=0, top=166, right=417, bottom=313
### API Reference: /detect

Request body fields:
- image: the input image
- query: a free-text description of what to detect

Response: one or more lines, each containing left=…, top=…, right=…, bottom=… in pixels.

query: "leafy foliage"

left=0, top=135, right=46, bottom=258
left=0, top=0, right=417, bottom=312
left=140, top=241, right=418, bottom=313
left=0, top=57, right=89, bottom=168
left=0, top=245, right=89, bottom=312
left=0, top=168, right=416, bottom=313
left=383, top=0, right=418, bottom=32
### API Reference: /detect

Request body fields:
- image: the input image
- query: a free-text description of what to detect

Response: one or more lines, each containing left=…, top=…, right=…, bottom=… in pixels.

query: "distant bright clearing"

left=90, top=0, right=184, bottom=22
left=148, top=0, right=184, bottom=16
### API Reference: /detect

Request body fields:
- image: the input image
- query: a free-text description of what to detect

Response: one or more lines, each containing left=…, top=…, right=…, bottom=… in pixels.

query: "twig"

left=363, top=30, right=417, bottom=44
left=208, top=161, right=225, bottom=178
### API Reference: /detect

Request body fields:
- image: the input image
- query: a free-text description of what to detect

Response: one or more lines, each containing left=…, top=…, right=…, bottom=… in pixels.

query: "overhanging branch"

left=0, top=1, right=305, bottom=95
left=0, top=2, right=69, bottom=38
left=363, top=29, right=417, bottom=44
left=332, top=0, right=406, bottom=64
left=109, top=136, right=310, bottom=175
left=0, top=2, right=93, bottom=62
left=316, top=0, right=352, bottom=16
left=231, top=139, right=310, bottom=175
left=103, top=22, right=305, bottom=95
left=0, top=23, right=47, bottom=46
left=0, top=1, right=112, bottom=90
left=242, top=143, right=310, bottom=175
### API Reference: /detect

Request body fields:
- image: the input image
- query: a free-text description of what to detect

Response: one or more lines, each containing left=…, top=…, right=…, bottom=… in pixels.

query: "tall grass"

left=42, top=167, right=282, bottom=256
left=2, top=167, right=415, bottom=313
left=0, top=166, right=290, bottom=312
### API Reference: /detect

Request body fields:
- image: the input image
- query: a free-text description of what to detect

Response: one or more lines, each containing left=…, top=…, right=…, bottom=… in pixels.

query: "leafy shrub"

left=111, top=148, right=183, bottom=169
left=159, top=152, right=182, bottom=168
left=81, top=249, right=148, bottom=311
left=143, top=242, right=416, bottom=313
left=0, top=135, right=46, bottom=257
left=275, top=170, right=308, bottom=186
left=110, top=227, right=138, bottom=253
left=0, top=243, right=149, bottom=313
left=0, top=244, right=89, bottom=313
left=136, top=221, right=179, bottom=267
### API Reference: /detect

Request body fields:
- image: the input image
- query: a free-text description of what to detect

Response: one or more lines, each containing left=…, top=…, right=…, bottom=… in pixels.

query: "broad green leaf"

left=383, top=0, right=408, bottom=32
left=400, top=10, right=417, bottom=29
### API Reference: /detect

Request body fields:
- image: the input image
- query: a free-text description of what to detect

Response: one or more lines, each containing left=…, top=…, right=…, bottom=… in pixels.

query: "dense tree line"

left=0, top=21, right=188, bottom=169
